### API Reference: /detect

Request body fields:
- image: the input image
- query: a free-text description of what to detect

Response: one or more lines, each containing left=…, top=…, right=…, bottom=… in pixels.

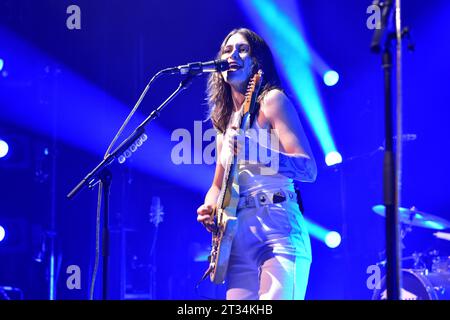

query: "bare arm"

left=204, top=133, right=224, bottom=206
left=197, top=133, right=224, bottom=229
left=260, top=89, right=317, bottom=182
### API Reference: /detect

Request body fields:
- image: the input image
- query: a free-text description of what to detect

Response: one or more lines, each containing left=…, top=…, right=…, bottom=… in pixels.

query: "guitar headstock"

left=243, top=70, right=263, bottom=114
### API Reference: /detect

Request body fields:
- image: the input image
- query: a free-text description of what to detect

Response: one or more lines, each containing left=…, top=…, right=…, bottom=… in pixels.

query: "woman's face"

left=220, top=33, right=253, bottom=91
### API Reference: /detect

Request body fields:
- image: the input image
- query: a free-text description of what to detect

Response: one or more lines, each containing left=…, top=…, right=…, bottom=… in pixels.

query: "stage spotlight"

left=238, top=0, right=340, bottom=164
left=0, top=58, right=4, bottom=72
left=304, top=218, right=341, bottom=248
left=0, top=27, right=213, bottom=192
left=0, top=139, right=9, bottom=158
left=325, top=151, right=342, bottom=166
left=323, top=70, right=339, bottom=87
left=325, top=231, right=341, bottom=249
left=0, top=225, right=5, bottom=242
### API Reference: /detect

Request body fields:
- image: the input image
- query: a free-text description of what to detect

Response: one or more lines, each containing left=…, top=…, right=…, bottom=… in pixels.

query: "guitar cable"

left=194, top=265, right=216, bottom=300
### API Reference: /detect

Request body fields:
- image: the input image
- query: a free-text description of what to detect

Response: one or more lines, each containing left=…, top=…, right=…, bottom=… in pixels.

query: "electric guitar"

left=207, top=70, right=263, bottom=284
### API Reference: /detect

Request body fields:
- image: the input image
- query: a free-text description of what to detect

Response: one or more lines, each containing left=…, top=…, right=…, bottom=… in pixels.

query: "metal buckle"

left=273, top=190, right=286, bottom=204
left=257, top=192, right=267, bottom=205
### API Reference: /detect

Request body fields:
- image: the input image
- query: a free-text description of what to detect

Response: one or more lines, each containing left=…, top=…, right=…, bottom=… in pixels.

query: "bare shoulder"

left=260, top=89, right=296, bottom=121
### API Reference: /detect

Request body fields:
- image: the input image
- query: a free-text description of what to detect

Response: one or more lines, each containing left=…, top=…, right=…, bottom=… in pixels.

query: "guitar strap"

left=248, top=101, right=260, bottom=129
left=230, top=100, right=260, bottom=206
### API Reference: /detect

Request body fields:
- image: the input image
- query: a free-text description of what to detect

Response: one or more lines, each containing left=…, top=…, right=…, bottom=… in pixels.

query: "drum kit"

left=371, top=205, right=450, bottom=300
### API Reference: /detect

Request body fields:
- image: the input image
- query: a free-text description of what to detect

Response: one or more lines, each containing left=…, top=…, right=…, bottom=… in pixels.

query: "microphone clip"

left=161, top=59, right=229, bottom=76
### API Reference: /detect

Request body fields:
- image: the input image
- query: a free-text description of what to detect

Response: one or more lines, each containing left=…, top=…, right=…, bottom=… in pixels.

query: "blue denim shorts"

left=233, top=197, right=312, bottom=262
left=226, top=194, right=312, bottom=299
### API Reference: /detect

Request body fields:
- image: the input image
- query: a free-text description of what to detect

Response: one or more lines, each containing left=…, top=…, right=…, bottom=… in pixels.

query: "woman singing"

left=196, top=28, right=317, bottom=300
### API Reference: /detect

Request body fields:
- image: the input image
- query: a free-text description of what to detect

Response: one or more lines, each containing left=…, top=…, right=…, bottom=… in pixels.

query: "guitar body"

left=209, top=204, right=238, bottom=284
left=208, top=70, right=263, bottom=284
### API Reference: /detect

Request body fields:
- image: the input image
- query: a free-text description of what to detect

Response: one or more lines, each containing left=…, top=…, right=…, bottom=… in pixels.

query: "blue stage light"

left=0, top=58, right=4, bottom=72
left=325, top=231, right=342, bottom=248
left=238, top=0, right=340, bottom=165
left=0, top=27, right=213, bottom=193
left=325, top=151, right=342, bottom=166
left=0, top=225, right=5, bottom=242
left=0, top=139, right=9, bottom=158
left=323, top=70, right=339, bottom=86
left=304, top=218, right=341, bottom=249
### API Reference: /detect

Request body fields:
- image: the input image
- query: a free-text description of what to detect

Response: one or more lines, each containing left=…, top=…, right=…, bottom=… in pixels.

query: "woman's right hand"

left=196, top=204, right=215, bottom=232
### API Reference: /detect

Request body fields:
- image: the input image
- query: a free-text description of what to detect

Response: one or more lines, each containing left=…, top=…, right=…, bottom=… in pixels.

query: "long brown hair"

left=206, top=28, right=282, bottom=133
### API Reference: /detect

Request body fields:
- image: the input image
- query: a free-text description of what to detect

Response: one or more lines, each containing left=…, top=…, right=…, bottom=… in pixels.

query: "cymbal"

left=372, top=205, right=450, bottom=230
left=434, top=232, right=450, bottom=241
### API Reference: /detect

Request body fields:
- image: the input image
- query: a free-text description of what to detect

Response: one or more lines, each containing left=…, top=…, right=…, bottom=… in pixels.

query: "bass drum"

left=372, top=269, right=450, bottom=300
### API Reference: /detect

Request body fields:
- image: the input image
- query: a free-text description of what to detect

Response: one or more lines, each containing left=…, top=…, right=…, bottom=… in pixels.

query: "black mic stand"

left=67, top=72, right=197, bottom=300
left=371, top=0, right=403, bottom=300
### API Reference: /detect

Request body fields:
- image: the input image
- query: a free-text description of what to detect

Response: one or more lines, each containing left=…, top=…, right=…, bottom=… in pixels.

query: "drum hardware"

left=371, top=204, right=450, bottom=299
left=372, top=205, right=450, bottom=271
left=372, top=205, right=450, bottom=230
left=431, top=255, right=450, bottom=274
left=372, top=269, right=450, bottom=300
left=376, top=251, right=427, bottom=271
left=374, top=214, right=416, bottom=269
left=403, top=252, right=428, bottom=272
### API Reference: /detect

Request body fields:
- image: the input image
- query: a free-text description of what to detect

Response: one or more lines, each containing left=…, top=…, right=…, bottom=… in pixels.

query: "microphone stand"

left=67, top=72, right=197, bottom=300
left=149, top=221, right=159, bottom=299
left=370, top=0, right=404, bottom=300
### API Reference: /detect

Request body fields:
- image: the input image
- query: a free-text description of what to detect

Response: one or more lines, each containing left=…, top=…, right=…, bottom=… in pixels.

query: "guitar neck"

left=215, top=70, right=263, bottom=211
left=216, top=113, right=244, bottom=210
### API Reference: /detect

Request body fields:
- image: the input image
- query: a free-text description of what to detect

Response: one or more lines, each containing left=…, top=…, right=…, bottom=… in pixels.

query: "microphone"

left=149, top=196, right=164, bottom=227
left=393, top=133, right=417, bottom=141
left=380, top=134, right=417, bottom=150
left=161, top=59, right=230, bottom=75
